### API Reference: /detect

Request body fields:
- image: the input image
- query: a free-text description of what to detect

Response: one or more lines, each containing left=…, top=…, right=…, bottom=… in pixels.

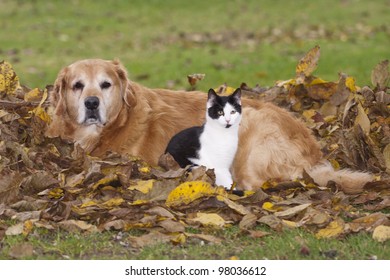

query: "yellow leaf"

left=48, top=187, right=64, bottom=199
left=191, top=212, right=227, bottom=227
left=345, top=76, right=357, bottom=93
left=0, top=61, right=20, bottom=95
left=260, top=180, right=278, bottom=190
left=282, top=220, right=298, bottom=228
left=139, top=166, right=151, bottom=173
left=170, top=233, right=187, bottom=245
left=214, top=84, right=236, bottom=96
left=315, top=218, right=345, bottom=239
left=129, top=179, right=155, bottom=194
left=295, top=45, right=321, bottom=78
left=262, top=201, right=282, bottom=212
left=372, top=225, right=390, bottom=243
left=80, top=200, right=98, bottom=208
left=31, top=106, right=51, bottom=123
left=308, top=77, right=328, bottom=85
left=91, top=174, right=118, bottom=190
left=24, top=88, right=43, bottom=102
left=100, top=197, right=124, bottom=208
left=130, top=199, right=150, bottom=205
left=165, top=181, right=225, bottom=207
left=23, top=220, right=34, bottom=237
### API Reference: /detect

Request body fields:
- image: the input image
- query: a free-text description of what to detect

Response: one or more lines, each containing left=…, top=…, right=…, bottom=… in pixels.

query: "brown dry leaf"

left=58, top=219, right=98, bottom=233
left=349, top=212, right=389, bottom=232
left=146, top=206, right=175, bottom=219
left=158, top=152, right=181, bottom=171
left=295, top=45, right=321, bottom=83
left=239, top=213, right=258, bottom=230
left=187, top=73, right=206, bottom=87
left=372, top=225, right=390, bottom=242
left=217, top=195, right=251, bottom=215
left=158, top=219, right=185, bottom=233
left=258, top=215, right=283, bottom=231
left=8, top=242, right=34, bottom=259
left=5, top=222, right=24, bottom=236
left=274, top=203, right=311, bottom=219
left=315, top=218, right=345, bottom=239
left=128, top=231, right=172, bottom=249
left=102, top=219, right=125, bottom=231
left=186, top=232, right=223, bottom=244
left=0, top=171, right=23, bottom=204
left=354, top=101, right=371, bottom=135
left=303, top=207, right=331, bottom=227
left=383, top=143, right=390, bottom=173
left=371, top=60, right=389, bottom=90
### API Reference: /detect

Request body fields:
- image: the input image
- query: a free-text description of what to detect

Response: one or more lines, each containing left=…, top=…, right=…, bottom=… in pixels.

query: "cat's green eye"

left=218, top=110, right=224, bottom=116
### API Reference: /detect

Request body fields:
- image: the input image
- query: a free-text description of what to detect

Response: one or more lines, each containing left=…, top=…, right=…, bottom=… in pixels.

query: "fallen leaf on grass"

left=274, top=203, right=311, bottom=219
left=128, top=231, right=173, bottom=249
left=372, top=225, right=390, bottom=242
left=315, top=218, right=345, bottom=239
left=5, top=222, right=23, bottom=236
left=166, top=181, right=225, bottom=207
left=186, top=232, right=223, bottom=244
left=239, top=213, right=258, bottom=230
left=8, top=242, right=34, bottom=259
left=58, top=220, right=98, bottom=233
left=189, top=212, right=227, bottom=227
left=349, top=212, right=389, bottom=232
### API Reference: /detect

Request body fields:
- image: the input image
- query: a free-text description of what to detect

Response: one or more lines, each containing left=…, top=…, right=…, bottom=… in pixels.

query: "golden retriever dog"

left=46, top=59, right=372, bottom=194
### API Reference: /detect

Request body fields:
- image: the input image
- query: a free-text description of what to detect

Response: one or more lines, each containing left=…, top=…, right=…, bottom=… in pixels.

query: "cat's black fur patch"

left=165, top=125, right=204, bottom=168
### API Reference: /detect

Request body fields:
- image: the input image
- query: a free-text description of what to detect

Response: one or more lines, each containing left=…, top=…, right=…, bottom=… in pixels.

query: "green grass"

left=1, top=226, right=388, bottom=260
left=0, top=0, right=389, bottom=260
left=0, top=0, right=389, bottom=90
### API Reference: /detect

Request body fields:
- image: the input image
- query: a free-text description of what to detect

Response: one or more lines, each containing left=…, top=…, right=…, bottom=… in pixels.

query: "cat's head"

left=206, top=88, right=242, bottom=129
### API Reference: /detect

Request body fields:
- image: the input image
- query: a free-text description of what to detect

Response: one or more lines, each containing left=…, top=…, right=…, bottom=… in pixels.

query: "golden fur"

left=46, top=59, right=372, bottom=193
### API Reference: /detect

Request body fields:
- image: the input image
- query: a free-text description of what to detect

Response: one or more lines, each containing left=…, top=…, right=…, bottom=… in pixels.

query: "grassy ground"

left=0, top=0, right=389, bottom=90
left=0, top=0, right=389, bottom=259
left=1, top=225, right=388, bottom=260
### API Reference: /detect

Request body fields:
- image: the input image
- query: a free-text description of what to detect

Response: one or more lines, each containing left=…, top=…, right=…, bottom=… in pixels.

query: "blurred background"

left=0, top=0, right=389, bottom=91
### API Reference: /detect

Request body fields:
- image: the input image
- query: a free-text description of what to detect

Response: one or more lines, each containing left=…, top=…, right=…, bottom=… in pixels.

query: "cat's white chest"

left=192, top=124, right=239, bottom=169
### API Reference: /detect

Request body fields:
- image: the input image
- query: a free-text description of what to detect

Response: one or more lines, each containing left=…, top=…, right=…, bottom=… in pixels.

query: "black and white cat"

left=165, top=88, right=242, bottom=189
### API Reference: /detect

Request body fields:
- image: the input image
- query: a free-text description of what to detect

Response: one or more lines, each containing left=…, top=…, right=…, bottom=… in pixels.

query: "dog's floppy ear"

left=112, top=59, right=136, bottom=107
left=50, top=66, right=69, bottom=115
left=46, top=66, right=69, bottom=138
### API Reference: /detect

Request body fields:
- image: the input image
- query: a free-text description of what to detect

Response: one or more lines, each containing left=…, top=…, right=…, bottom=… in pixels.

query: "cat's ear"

left=231, top=88, right=242, bottom=105
left=207, top=88, right=218, bottom=103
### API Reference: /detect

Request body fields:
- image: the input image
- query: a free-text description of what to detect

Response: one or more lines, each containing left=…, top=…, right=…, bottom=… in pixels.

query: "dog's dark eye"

left=73, top=81, right=84, bottom=91
left=101, top=81, right=111, bottom=89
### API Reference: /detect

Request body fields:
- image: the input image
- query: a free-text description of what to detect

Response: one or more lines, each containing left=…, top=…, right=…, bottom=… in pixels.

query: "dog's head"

left=49, top=59, right=135, bottom=129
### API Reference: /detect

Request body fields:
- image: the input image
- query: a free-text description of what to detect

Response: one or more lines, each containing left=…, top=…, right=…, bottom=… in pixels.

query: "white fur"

left=191, top=103, right=241, bottom=189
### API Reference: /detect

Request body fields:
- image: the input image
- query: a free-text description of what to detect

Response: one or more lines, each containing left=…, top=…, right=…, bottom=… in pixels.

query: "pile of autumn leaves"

left=0, top=46, right=389, bottom=249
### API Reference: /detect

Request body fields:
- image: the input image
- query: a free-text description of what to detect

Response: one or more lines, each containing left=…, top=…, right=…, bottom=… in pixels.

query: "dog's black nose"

left=84, top=96, right=99, bottom=110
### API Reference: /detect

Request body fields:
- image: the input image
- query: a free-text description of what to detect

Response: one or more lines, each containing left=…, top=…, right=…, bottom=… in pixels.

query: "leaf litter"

left=0, top=47, right=389, bottom=255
